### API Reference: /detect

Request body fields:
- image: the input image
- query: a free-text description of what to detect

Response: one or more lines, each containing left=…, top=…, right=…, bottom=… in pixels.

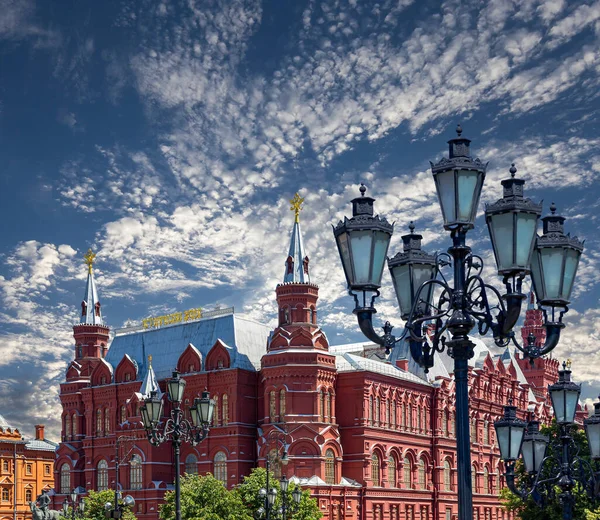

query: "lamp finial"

left=456, top=124, right=462, bottom=136
left=509, top=163, right=517, bottom=177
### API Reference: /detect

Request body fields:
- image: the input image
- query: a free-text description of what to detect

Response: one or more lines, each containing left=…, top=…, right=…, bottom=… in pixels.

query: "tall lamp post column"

left=332, top=127, right=583, bottom=520
left=140, top=372, right=215, bottom=520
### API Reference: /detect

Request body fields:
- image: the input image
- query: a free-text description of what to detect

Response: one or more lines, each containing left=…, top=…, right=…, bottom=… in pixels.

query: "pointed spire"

left=81, top=248, right=103, bottom=325
left=527, top=290, right=537, bottom=310
left=140, top=355, right=162, bottom=398
left=283, top=193, right=310, bottom=283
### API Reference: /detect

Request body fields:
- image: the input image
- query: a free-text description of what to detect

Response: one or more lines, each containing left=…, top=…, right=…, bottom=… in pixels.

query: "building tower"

left=259, top=193, right=342, bottom=483
left=516, top=291, right=560, bottom=401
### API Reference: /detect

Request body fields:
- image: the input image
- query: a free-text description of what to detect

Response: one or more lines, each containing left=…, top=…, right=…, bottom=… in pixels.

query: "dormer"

left=205, top=339, right=231, bottom=371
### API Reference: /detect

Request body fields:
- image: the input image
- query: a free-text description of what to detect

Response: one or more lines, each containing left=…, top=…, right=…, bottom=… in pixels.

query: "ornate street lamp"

left=62, top=490, right=85, bottom=520
left=140, top=372, right=214, bottom=520
left=104, top=493, right=134, bottom=519
left=332, top=126, right=584, bottom=520
left=496, top=363, right=600, bottom=520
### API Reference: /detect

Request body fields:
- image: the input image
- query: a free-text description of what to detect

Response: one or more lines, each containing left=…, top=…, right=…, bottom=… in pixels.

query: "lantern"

left=549, top=362, right=581, bottom=424
left=166, top=371, right=186, bottom=403
left=196, top=390, right=215, bottom=426
left=485, top=164, right=542, bottom=275
left=280, top=476, right=289, bottom=492
left=292, top=487, right=302, bottom=504
left=430, top=125, right=487, bottom=230
left=584, top=396, right=600, bottom=459
left=530, top=203, right=584, bottom=306
left=494, top=403, right=527, bottom=462
left=521, top=419, right=548, bottom=474
left=388, top=222, right=437, bottom=320
left=141, top=390, right=163, bottom=429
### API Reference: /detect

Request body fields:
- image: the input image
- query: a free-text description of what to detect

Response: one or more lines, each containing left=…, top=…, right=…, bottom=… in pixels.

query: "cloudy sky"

left=1, top=0, right=599, bottom=440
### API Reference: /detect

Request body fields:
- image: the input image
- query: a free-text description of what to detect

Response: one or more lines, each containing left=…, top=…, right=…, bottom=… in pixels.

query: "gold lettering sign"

left=142, top=308, right=202, bottom=329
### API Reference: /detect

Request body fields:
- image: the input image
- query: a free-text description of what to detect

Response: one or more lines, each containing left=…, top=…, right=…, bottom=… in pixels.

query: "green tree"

left=234, top=468, right=322, bottom=520
left=159, top=474, right=252, bottom=520
left=71, top=490, right=137, bottom=520
left=501, top=421, right=600, bottom=520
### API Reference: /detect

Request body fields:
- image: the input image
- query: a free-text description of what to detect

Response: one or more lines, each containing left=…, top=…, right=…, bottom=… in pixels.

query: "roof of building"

left=0, top=414, right=14, bottom=430
left=81, top=253, right=103, bottom=325
left=24, top=439, right=58, bottom=452
left=105, top=313, right=271, bottom=381
left=283, top=218, right=309, bottom=284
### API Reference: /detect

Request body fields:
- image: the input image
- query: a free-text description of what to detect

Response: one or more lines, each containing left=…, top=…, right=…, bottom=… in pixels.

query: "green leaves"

left=77, top=490, right=138, bottom=520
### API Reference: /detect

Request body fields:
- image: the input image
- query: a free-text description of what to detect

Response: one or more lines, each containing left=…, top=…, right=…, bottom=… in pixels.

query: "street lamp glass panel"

left=585, top=409, right=600, bottom=459
left=281, top=451, right=289, bottom=465
left=70, top=491, right=77, bottom=503
left=140, top=405, right=151, bottom=430
left=268, top=488, right=277, bottom=506
left=292, top=487, right=302, bottom=504
left=167, top=372, right=186, bottom=403
left=335, top=231, right=353, bottom=287
left=436, top=170, right=456, bottom=226
left=562, top=249, right=581, bottom=301
left=79, top=502, right=85, bottom=513
left=280, top=476, right=289, bottom=492
left=389, top=263, right=435, bottom=319
left=521, top=426, right=548, bottom=474
left=189, top=399, right=200, bottom=428
left=349, top=230, right=373, bottom=285
left=371, top=231, right=391, bottom=287
left=63, top=501, right=68, bottom=514
left=494, top=406, right=527, bottom=462
left=456, top=170, right=481, bottom=222
left=515, top=213, right=538, bottom=267
left=198, top=391, right=215, bottom=425
left=123, top=495, right=135, bottom=508
left=435, top=169, right=483, bottom=229
left=143, top=392, right=164, bottom=426
left=540, top=249, right=564, bottom=301
left=488, top=212, right=513, bottom=270
left=550, top=385, right=580, bottom=424
left=259, top=488, right=267, bottom=497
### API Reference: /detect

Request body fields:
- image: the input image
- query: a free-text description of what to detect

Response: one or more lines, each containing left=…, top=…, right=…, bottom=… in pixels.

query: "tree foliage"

left=62, top=490, right=137, bottom=520
left=159, top=474, right=252, bottom=520
left=501, top=421, right=600, bottom=520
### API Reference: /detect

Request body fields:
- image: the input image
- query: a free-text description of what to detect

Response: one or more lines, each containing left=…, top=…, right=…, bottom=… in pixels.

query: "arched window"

left=96, top=409, right=102, bottom=435
left=472, top=465, right=477, bottom=493
left=444, top=460, right=451, bottom=491
left=325, top=449, right=335, bottom=485
left=269, top=391, right=277, bottom=422
left=443, top=410, right=449, bottom=436
left=185, top=454, right=198, bottom=475
left=408, top=404, right=413, bottom=429
left=483, top=420, right=489, bottom=445
left=2, top=460, right=8, bottom=472
left=471, top=417, right=477, bottom=441
left=391, top=400, right=396, bottom=429
left=72, top=413, right=77, bottom=438
left=325, top=392, right=331, bottom=422
left=417, top=406, right=422, bottom=431
left=120, top=406, right=127, bottom=424
left=451, top=412, right=456, bottom=436
left=105, top=408, right=110, bottom=434
left=65, top=415, right=71, bottom=439
left=214, top=452, right=227, bottom=484
left=60, top=463, right=70, bottom=494
left=320, top=390, right=325, bottom=422
left=418, top=458, right=426, bottom=489
left=213, top=395, right=220, bottom=426
left=130, top=454, right=143, bottom=489
left=388, top=456, right=397, bottom=488
left=25, top=489, right=32, bottom=503
left=403, top=458, right=411, bottom=488
left=375, top=397, right=381, bottom=426
left=97, top=460, right=108, bottom=491
left=368, top=396, right=373, bottom=425
left=402, top=403, right=406, bottom=428
left=222, top=394, right=229, bottom=426
left=483, top=466, right=489, bottom=494
left=386, top=400, right=391, bottom=426
left=371, top=454, right=380, bottom=486
left=279, top=390, right=285, bottom=421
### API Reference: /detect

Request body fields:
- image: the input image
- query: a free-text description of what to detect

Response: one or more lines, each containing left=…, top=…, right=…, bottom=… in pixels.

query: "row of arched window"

left=212, top=394, right=229, bottom=426
left=269, top=389, right=286, bottom=423
left=59, top=451, right=230, bottom=494
left=368, top=397, right=429, bottom=433
left=63, top=413, right=79, bottom=440
left=279, top=303, right=317, bottom=325
left=370, top=454, right=428, bottom=489
left=319, top=388, right=334, bottom=423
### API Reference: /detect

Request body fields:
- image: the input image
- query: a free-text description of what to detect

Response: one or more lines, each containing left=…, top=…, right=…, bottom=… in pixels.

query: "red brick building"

left=55, top=210, right=563, bottom=520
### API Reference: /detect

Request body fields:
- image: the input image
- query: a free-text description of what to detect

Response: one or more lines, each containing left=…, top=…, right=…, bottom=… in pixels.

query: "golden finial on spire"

left=83, top=248, right=96, bottom=275
left=148, top=355, right=153, bottom=365
left=566, top=359, right=572, bottom=370
left=290, top=192, right=305, bottom=223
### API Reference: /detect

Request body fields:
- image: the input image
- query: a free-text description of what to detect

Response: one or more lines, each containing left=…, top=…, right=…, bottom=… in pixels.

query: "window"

left=325, top=392, right=331, bottom=423
left=96, top=409, right=102, bottom=435
left=483, top=466, right=489, bottom=494
left=402, top=404, right=406, bottom=428
left=25, top=489, right=32, bottom=503
left=185, top=454, right=198, bottom=475
left=214, top=452, right=227, bottom=484
left=450, top=412, right=455, bottom=436
left=386, top=400, right=391, bottom=426
left=403, top=458, right=411, bottom=488
left=325, top=449, right=335, bottom=485
left=269, top=391, right=276, bottom=422
left=371, top=454, right=380, bottom=486
left=320, top=390, right=325, bottom=422
left=375, top=397, right=380, bottom=426
left=2, top=488, right=8, bottom=501
left=44, top=465, right=50, bottom=476
left=65, top=415, right=71, bottom=439
left=125, top=373, right=131, bottom=381
left=418, top=458, right=426, bottom=489
left=97, top=460, right=108, bottom=491
left=105, top=408, right=110, bottom=434
left=417, top=406, right=422, bottom=431
left=279, top=390, right=285, bottom=421
left=391, top=400, right=396, bottom=429
left=72, top=413, right=77, bottom=438
left=120, top=406, right=127, bottom=424
left=60, top=464, right=70, bottom=494
left=2, top=460, right=7, bottom=472
left=471, top=418, right=477, bottom=441
left=472, top=465, right=477, bottom=494
left=213, top=395, right=220, bottom=426
left=444, top=460, right=451, bottom=491
left=388, top=456, right=396, bottom=488
left=443, top=410, right=449, bottom=436
left=101, top=376, right=106, bottom=385
left=222, top=394, right=229, bottom=426
left=483, top=421, right=489, bottom=445
left=130, top=455, right=143, bottom=489
left=26, top=464, right=32, bottom=475
left=408, top=404, right=413, bottom=429
left=446, top=508, right=452, bottom=520
left=368, top=396, right=373, bottom=425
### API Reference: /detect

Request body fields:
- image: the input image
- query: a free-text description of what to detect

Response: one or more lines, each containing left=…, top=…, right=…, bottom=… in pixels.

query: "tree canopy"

left=60, top=490, right=137, bottom=520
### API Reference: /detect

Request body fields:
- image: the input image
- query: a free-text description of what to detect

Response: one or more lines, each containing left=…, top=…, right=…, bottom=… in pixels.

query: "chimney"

left=35, top=425, right=44, bottom=441
left=396, top=359, right=409, bottom=371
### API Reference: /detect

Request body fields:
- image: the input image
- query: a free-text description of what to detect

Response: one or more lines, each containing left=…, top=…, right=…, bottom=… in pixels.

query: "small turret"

left=81, top=249, right=103, bottom=325
left=140, top=356, right=162, bottom=398
left=283, top=193, right=310, bottom=284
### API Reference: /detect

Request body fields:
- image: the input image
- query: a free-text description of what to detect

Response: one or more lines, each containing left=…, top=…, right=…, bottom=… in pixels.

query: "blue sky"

left=1, top=0, right=599, bottom=440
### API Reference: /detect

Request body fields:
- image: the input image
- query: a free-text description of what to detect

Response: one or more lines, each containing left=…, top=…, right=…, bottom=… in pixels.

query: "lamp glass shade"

left=435, top=169, right=483, bottom=229
left=189, top=399, right=200, bottom=428
left=292, top=487, right=302, bottom=504
left=144, top=393, right=164, bottom=425
left=550, top=385, right=580, bottom=424
left=389, top=262, right=436, bottom=319
left=79, top=502, right=85, bottom=513
left=123, top=496, right=135, bottom=508
left=335, top=231, right=353, bottom=287
left=70, top=491, right=77, bottom=504
left=268, top=488, right=277, bottom=506
left=494, top=407, right=527, bottom=462
left=531, top=245, right=582, bottom=304
left=585, top=415, right=600, bottom=459
left=280, top=476, right=289, bottom=492
left=140, top=405, right=151, bottom=430
left=521, top=434, right=548, bottom=473
left=167, top=372, right=186, bottom=403
left=198, top=391, right=215, bottom=425
left=63, top=501, right=68, bottom=514
left=487, top=212, right=538, bottom=273
left=340, top=229, right=391, bottom=289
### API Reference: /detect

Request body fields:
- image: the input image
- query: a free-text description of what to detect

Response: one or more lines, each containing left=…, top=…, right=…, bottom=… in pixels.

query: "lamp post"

left=332, top=126, right=583, bottom=520
left=103, top=493, right=135, bottom=519
left=61, top=490, right=84, bottom=520
left=140, top=371, right=215, bottom=520
left=495, top=362, right=600, bottom=520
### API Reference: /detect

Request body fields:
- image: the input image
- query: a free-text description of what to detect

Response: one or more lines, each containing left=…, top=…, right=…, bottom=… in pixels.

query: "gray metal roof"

left=81, top=270, right=103, bottom=325
left=25, top=439, right=58, bottom=452
left=335, top=353, right=432, bottom=387
left=283, top=219, right=309, bottom=283
left=105, top=313, right=271, bottom=381
left=0, top=414, right=14, bottom=429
